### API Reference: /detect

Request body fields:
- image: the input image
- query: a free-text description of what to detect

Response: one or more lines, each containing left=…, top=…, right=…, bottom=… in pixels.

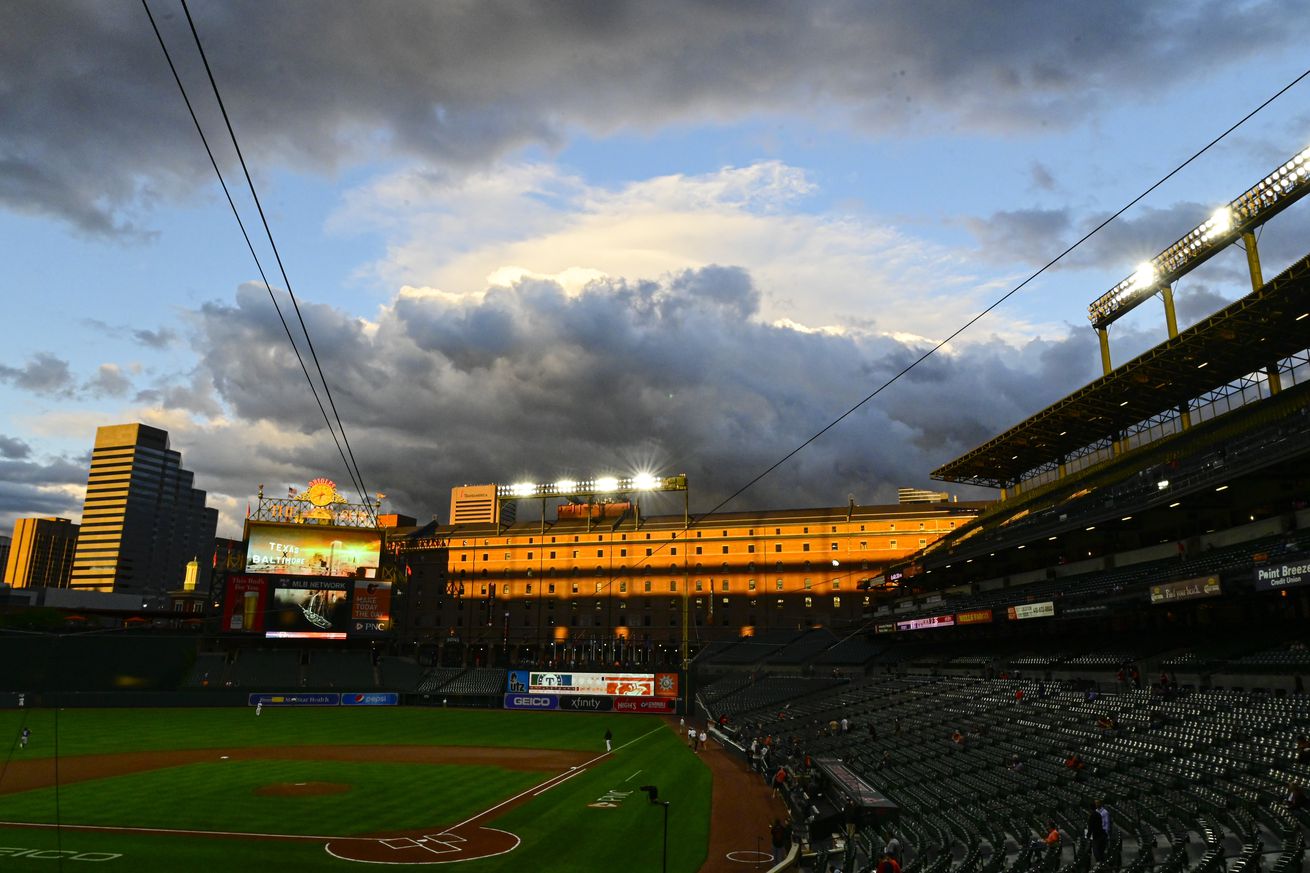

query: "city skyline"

left=2, top=2, right=1309, bottom=539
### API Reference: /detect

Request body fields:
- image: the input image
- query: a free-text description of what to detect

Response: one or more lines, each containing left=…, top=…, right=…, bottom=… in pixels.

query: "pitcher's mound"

left=255, top=782, right=351, bottom=797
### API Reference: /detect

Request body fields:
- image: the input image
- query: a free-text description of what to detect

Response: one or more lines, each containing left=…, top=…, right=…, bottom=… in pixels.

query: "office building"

left=4, top=517, right=79, bottom=588
left=69, top=423, right=218, bottom=594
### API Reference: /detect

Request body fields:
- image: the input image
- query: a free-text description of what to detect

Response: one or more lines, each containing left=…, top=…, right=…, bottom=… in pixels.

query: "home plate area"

left=325, top=827, right=521, bottom=864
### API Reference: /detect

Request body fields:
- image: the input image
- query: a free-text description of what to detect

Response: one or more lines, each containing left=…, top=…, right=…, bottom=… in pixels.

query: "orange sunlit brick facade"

left=391, top=493, right=986, bottom=665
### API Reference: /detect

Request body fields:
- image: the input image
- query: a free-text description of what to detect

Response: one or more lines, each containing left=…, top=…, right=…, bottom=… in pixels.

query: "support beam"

left=1161, top=284, right=1179, bottom=339
left=1096, top=327, right=1112, bottom=376
left=1242, top=231, right=1283, bottom=395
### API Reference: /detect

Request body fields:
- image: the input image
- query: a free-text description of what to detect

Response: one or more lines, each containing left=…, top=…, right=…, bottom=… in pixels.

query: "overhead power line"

left=141, top=0, right=376, bottom=521
left=618, top=65, right=1310, bottom=590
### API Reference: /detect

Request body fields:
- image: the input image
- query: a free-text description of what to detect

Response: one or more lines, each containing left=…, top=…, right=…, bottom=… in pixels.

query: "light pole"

left=640, top=785, right=669, bottom=873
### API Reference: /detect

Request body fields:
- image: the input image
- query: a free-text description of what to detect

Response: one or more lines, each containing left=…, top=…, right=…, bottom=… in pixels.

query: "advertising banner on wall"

left=1007, top=601, right=1055, bottom=620
left=956, top=609, right=994, bottom=625
left=614, top=697, right=678, bottom=714
left=245, top=522, right=382, bottom=577
left=874, top=622, right=897, bottom=635
left=503, top=693, right=559, bottom=710
left=341, top=692, right=399, bottom=706
left=265, top=578, right=350, bottom=640
left=1149, top=576, right=1222, bottom=604
left=222, top=575, right=269, bottom=633
left=507, top=670, right=677, bottom=698
left=351, top=578, right=392, bottom=634
left=1256, top=560, right=1310, bottom=592
left=895, top=614, right=955, bottom=631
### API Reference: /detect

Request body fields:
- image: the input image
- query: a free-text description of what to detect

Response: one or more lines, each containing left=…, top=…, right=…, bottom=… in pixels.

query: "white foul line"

left=532, top=766, right=587, bottom=796
left=623, top=770, right=643, bottom=783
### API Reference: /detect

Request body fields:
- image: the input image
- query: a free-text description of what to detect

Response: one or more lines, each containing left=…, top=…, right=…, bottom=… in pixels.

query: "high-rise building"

left=4, top=518, right=79, bottom=588
left=69, top=423, right=219, bottom=594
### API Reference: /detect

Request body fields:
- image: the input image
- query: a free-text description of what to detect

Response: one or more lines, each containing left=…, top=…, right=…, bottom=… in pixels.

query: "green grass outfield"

left=0, top=707, right=710, bottom=872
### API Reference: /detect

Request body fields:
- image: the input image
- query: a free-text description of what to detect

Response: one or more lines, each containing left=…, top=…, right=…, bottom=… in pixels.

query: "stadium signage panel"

left=955, top=609, right=993, bottom=625
left=559, top=695, right=612, bottom=712
left=1007, top=601, right=1055, bottom=620
left=895, top=614, right=955, bottom=631
left=351, top=578, right=392, bottom=634
left=613, top=697, right=677, bottom=713
left=503, top=693, right=559, bottom=710
left=874, top=623, right=897, bottom=635
left=508, top=670, right=677, bottom=698
left=1255, top=560, right=1310, bottom=592
left=249, top=693, right=341, bottom=706
left=222, top=575, right=269, bottom=633
left=244, top=522, right=381, bottom=577
left=342, top=692, right=399, bottom=706
left=1149, top=576, right=1221, bottom=604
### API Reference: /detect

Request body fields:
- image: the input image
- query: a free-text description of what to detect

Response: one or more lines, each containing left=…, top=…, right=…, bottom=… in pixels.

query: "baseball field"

left=0, top=706, right=711, bottom=871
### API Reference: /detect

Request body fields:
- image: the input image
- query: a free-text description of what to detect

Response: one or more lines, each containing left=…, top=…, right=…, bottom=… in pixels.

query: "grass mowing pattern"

left=8, top=761, right=541, bottom=836
left=0, top=709, right=709, bottom=872
left=5, top=707, right=632, bottom=758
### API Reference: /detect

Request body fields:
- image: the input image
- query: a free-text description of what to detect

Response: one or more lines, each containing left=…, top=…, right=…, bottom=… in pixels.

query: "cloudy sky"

left=2, top=1, right=1309, bottom=539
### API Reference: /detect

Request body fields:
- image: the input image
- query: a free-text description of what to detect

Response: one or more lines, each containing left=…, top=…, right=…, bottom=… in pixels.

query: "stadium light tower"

left=1088, top=145, right=1310, bottom=382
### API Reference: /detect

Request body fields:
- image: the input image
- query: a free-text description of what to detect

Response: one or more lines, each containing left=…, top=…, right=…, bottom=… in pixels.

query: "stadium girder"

left=932, top=251, right=1310, bottom=488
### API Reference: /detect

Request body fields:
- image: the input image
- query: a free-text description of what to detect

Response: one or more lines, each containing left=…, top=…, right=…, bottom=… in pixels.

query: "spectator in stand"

left=1009, top=754, right=1024, bottom=772
left=883, top=835, right=901, bottom=861
left=1043, top=821, right=1061, bottom=847
left=1287, top=782, right=1305, bottom=810
left=1065, top=752, right=1085, bottom=771
left=894, top=717, right=902, bottom=735
left=772, top=765, right=787, bottom=796
left=1096, top=714, right=1118, bottom=734
left=876, top=849, right=901, bottom=873
left=840, top=716, right=849, bottom=734
left=951, top=729, right=965, bottom=747
left=1130, top=665, right=1141, bottom=689
left=881, top=750, right=892, bottom=769
left=1015, top=687, right=1025, bottom=704
left=1086, top=800, right=1111, bottom=861
left=1295, top=735, right=1310, bottom=765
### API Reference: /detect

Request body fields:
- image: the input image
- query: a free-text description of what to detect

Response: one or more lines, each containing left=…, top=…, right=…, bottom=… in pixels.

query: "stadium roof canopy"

left=932, top=252, right=1310, bottom=488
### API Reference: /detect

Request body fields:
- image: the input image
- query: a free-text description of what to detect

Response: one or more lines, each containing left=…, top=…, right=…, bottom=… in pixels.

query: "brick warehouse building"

left=388, top=489, right=986, bottom=667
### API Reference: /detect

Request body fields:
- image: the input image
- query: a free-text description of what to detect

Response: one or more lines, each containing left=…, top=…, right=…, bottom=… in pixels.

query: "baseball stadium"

left=4, top=100, right=1310, bottom=873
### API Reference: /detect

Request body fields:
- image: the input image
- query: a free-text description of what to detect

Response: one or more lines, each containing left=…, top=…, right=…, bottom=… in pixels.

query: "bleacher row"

left=697, top=627, right=882, bottom=669
left=891, top=529, right=1310, bottom=624
left=707, top=673, right=1310, bottom=873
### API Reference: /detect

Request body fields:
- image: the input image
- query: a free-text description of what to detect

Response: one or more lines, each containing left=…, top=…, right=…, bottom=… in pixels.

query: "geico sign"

left=512, top=696, right=554, bottom=707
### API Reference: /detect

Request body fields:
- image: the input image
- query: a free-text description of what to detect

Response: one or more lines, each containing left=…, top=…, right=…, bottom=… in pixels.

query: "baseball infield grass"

left=0, top=707, right=710, bottom=872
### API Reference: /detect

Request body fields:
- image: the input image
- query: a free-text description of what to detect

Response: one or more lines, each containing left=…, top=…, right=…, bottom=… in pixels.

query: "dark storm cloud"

left=0, top=454, right=88, bottom=535
left=180, top=267, right=1112, bottom=523
left=2, top=0, right=1302, bottom=233
left=0, top=435, right=32, bottom=460
left=0, top=353, right=76, bottom=396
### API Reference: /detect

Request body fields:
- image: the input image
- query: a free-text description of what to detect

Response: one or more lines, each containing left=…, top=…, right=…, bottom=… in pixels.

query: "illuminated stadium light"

left=1088, top=144, right=1310, bottom=329
left=631, top=472, right=660, bottom=491
left=1215, top=484, right=1229, bottom=492
left=497, top=473, right=687, bottom=499
left=1169, top=501, right=1181, bottom=508
left=1157, top=479, right=1170, bottom=490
